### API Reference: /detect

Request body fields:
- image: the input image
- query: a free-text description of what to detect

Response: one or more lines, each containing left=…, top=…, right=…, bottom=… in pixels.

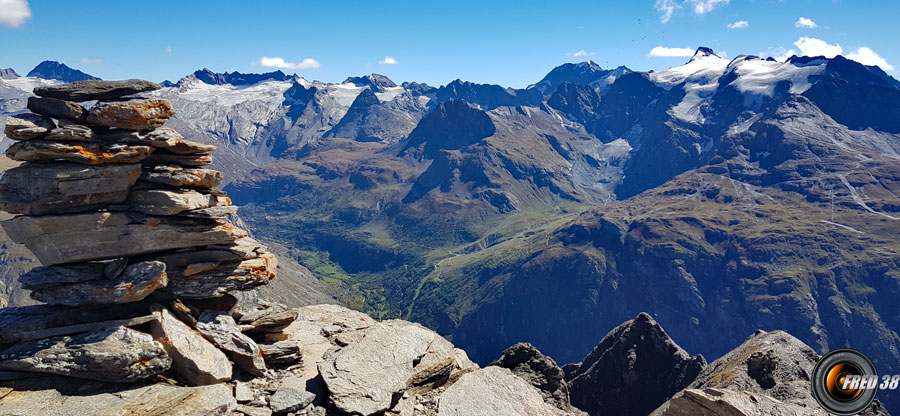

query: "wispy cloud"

left=655, top=0, right=730, bottom=24
left=0, top=0, right=31, bottom=27
left=566, top=49, right=596, bottom=58
left=80, top=57, right=104, bottom=64
left=257, top=56, right=321, bottom=70
left=847, top=47, right=894, bottom=71
left=166, top=46, right=173, bottom=55
left=686, top=0, right=729, bottom=15
left=793, top=37, right=842, bottom=58
left=379, top=56, right=398, bottom=65
left=795, top=17, right=818, bottom=28
left=727, top=20, right=749, bottom=29
left=655, top=0, right=676, bottom=23
left=648, top=46, right=696, bottom=57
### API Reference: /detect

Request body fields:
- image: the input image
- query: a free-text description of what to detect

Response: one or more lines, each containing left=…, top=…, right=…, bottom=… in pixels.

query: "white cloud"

left=655, top=0, right=676, bottom=23
left=80, top=57, right=104, bottom=64
left=793, top=37, right=842, bottom=58
left=846, top=47, right=894, bottom=71
left=686, top=0, right=729, bottom=15
left=727, top=20, right=748, bottom=29
left=379, top=56, right=398, bottom=65
left=760, top=47, right=796, bottom=62
left=0, top=0, right=31, bottom=27
left=258, top=56, right=321, bottom=70
left=795, top=17, right=818, bottom=28
left=566, top=49, right=596, bottom=58
left=648, top=46, right=696, bottom=57
left=166, top=46, right=173, bottom=55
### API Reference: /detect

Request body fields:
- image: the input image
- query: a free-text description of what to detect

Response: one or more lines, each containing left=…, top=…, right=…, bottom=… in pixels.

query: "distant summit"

left=26, top=61, right=99, bottom=82
left=530, top=61, right=631, bottom=96
left=187, top=68, right=291, bottom=86
left=689, top=46, right=720, bottom=62
left=343, top=74, right=396, bottom=92
left=0, top=68, right=20, bottom=80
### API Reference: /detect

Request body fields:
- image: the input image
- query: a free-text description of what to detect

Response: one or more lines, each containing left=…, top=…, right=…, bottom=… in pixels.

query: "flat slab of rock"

left=438, top=366, right=574, bottom=416
left=141, top=166, right=224, bottom=189
left=163, top=250, right=277, bottom=299
left=196, top=310, right=266, bottom=376
left=1, top=212, right=247, bottom=265
left=259, top=341, right=302, bottom=366
left=102, top=128, right=217, bottom=154
left=318, top=320, right=456, bottom=415
left=30, top=261, right=168, bottom=306
left=144, top=151, right=213, bottom=167
left=6, top=140, right=153, bottom=165
left=0, top=326, right=171, bottom=382
left=33, top=79, right=161, bottom=102
left=87, top=99, right=174, bottom=130
left=0, top=378, right=236, bottom=416
left=650, top=388, right=822, bottom=416
left=0, top=163, right=141, bottom=215
left=268, top=376, right=315, bottom=413
left=0, top=303, right=151, bottom=343
left=128, top=189, right=226, bottom=216
left=150, top=306, right=232, bottom=386
left=4, top=114, right=55, bottom=140
left=240, top=308, right=298, bottom=333
left=45, top=124, right=95, bottom=141
left=27, top=96, right=87, bottom=121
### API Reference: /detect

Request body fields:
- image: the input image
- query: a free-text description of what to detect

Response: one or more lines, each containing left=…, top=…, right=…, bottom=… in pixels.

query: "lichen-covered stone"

left=150, top=306, right=232, bottom=386
left=0, top=163, right=141, bottom=215
left=140, top=166, right=224, bottom=189
left=6, top=140, right=153, bottom=165
left=29, top=261, right=168, bottom=306
left=86, top=99, right=174, bottom=130
left=102, top=128, right=216, bottom=154
left=4, top=114, right=55, bottom=140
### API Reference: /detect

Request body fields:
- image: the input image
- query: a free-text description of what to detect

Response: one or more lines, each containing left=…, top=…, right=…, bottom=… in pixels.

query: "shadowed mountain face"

left=26, top=61, right=99, bottom=82
left=4, top=50, right=900, bottom=412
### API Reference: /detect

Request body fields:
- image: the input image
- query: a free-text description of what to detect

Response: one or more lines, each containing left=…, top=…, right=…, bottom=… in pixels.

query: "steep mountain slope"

left=26, top=61, right=99, bottom=82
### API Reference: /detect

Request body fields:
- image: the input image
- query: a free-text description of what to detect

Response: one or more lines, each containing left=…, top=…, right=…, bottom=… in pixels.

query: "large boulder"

left=490, top=342, right=577, bottom=412
left=567, top=312, right=706, bottom=416
left=150, top=306, right=232, bottom=386
left=0, top=326, right=171, bottom=382
left=195, top=310, right=266, bottom=376
left=318, top=320, right=458, bottom=415
left=0, top=163, right=141, bottom=215
left=26, top=96, right=87, bottom=121
left=1, top=212, right=246, bottom=266
left=33, top=79, right=161, bottom=102
left=437, top=366, right=575, bottom=416
left=86, top=99, right=174, bottom=130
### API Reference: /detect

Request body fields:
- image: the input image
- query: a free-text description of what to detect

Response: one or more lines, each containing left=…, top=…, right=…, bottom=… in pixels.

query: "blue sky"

left=1, top=0, right=897, bottom=88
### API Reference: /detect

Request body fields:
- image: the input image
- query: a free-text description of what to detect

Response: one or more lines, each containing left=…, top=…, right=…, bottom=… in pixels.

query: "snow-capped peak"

left=690, top=47, right=719, bottom=62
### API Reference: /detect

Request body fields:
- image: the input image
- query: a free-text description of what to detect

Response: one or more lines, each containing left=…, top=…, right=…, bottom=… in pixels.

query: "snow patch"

left=375, top=86, right=405, bottom=102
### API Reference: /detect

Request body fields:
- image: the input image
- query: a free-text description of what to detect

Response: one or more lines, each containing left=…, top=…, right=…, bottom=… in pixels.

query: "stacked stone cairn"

left=0, top=79, right=281, bottom=385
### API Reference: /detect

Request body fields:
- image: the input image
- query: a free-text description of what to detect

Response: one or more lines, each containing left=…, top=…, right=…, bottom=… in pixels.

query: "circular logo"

left=811, top=349, right=879, bottom=415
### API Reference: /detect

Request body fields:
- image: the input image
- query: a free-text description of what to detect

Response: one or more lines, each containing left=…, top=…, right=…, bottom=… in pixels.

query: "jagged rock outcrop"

left=490, top=342, right=580, bottom=412
left=651, top=330, right=890, bottom=416
left=566, top=312, right=707, bottom=416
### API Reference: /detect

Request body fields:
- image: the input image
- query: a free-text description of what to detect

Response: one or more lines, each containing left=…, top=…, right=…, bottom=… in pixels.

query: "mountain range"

left=3, top=50, right=900, bottom=411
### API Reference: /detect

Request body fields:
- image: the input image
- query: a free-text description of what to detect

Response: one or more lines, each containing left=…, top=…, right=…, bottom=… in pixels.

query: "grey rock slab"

left=141, top=165, right=224, bottom=189
left=8, top=315, right=155, bottom=343
left=1, top=212, right=247, bottom=265
left=177, top=205, right=238, bottom=219
left=234, top=381, right=254, bottom=403
left=101, top=127, right=217, bottom=154
left=0, top=303, right=151, bottom=343
left=19, top=262, right=107, bottom=289
left=0, top=326, right=171, bottom=382
left=0, top=162, right=141, bottom=215
left=6, top=140, right=153, bottom=165
left=196, top=310, right=266, bottom=376
left=27, top=96, right=87, bottom=121
left=437, top=366, right=574, bottom=416
left=650, top=388, right=824, bottom=416
left=143, top=151, right=213, bottom=166
left=44, top=124, right=95, bottom=141
left=150, top=305, right=232, bottom=386
left=237, top=404, right=273, bottom=416
left=30, top=261, right=168, bottom=306
left=490, top=342, right=575, bottom=411
left=3, top=114, right=55, bottom=140
left=0, top=378, right=237, bottom=416
left=128, top=188, right=225, bottom=216
left=162, top=250, right=277, bottom=299
left=241, top=308, right=298, bottom=333
left=268, top=376, right=315, bottom=413
left=318, top=320, right=456, bottom=415
left=86, top=99, right=174, bottom=130
left=258, top=340, right=302, bottom=366
left=33, top=79, right=161, bottom=102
